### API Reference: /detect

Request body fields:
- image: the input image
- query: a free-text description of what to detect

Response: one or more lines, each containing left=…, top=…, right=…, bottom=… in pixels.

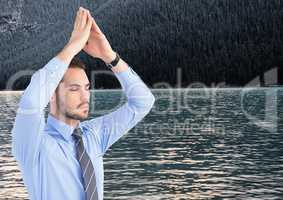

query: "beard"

left=64, top=110, right=88, bottom=121
left=56, top=99, right=89, bottom=121
left=64, top=103, right=89, bottom=121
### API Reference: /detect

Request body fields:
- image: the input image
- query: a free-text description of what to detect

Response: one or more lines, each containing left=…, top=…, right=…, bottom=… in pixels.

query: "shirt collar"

left=46, top=113, right=83, bottom=142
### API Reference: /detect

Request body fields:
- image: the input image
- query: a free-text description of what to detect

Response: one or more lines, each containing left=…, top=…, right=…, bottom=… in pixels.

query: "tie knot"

left=72, top=127, right=83, bottom=140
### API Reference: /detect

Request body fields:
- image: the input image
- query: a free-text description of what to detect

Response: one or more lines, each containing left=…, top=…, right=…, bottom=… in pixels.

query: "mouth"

left=79, top=103, right=89, bottom=110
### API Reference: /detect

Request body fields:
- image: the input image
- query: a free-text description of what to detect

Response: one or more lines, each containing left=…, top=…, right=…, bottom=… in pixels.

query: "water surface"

left=0, top=88, right=282, bottom=199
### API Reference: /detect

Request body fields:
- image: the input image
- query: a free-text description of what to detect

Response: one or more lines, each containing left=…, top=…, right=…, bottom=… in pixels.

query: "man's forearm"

left=56, top=43, right=77, bottom=65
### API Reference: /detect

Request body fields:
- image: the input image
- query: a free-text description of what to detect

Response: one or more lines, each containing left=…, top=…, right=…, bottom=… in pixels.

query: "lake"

left=0, top=88, right=282, bottom=199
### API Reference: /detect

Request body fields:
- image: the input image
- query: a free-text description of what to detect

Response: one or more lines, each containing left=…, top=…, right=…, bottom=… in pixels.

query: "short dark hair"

left=69, top=57, right=86, bottom=70
left=60, top=57, right=86, bottom=83
left=58, top=57, right=86, bottom=84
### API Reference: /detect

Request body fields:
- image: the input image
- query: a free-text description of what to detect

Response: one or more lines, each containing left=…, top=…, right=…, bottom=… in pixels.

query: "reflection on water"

left=0, top=88, right=282, bottom=199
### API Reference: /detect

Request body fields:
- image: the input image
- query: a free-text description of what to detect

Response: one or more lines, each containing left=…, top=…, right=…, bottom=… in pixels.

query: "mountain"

left=0, top=0, right=282, bottom=90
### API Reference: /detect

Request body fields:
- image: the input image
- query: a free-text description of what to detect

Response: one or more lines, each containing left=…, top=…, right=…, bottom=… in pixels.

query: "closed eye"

left=68, top=83, right=90, bottom=91
left=69, top=86, right=79, bottom=91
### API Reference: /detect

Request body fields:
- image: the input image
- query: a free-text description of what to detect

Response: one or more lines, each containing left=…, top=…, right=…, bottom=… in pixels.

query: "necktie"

left=73, top=127, right=99, bottom=200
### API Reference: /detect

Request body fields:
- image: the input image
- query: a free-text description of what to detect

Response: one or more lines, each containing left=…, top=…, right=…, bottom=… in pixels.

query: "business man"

left=11, top=7, right=155, bottom=200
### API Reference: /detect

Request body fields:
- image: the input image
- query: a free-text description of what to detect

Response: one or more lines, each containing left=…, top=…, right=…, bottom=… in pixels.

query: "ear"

left=50, top=93, right=56, bottom=103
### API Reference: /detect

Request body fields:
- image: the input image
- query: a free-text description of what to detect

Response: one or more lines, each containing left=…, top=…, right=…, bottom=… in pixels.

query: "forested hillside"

left=0, top=0, right=282, bottom=89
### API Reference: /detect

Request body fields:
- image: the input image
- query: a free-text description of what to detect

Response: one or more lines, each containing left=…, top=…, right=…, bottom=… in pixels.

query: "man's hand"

left=57, top=7, right=92, bottom=64
left=83, top=17, right=116, bottom=63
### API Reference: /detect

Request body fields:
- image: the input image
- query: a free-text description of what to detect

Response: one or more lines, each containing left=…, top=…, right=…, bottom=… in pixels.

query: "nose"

left=80, top=89, right=90, bottom=103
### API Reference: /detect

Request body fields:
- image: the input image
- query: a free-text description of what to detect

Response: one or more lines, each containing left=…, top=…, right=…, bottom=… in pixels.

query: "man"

left=11, top=7, right=155, bottom=200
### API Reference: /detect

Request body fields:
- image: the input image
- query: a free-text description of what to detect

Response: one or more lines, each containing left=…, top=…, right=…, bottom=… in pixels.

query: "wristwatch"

left=106, top=52, right=120, bottom=69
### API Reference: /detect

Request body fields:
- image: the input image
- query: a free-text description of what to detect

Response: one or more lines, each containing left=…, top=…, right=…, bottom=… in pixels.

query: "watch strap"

left=106, top=53, right=120, bottom=69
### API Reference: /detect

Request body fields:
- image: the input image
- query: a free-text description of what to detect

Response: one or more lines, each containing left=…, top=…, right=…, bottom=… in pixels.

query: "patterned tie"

left=72, top=127, right=99, bottom=200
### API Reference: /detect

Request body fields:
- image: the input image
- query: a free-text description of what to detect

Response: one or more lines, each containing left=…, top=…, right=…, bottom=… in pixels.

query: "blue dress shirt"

left=11, top=56, right=155, bottom=200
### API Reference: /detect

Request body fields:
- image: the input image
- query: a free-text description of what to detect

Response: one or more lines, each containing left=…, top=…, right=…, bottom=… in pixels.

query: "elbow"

left=139, top=92, right=156, bottom=112
left=147, top=93, right=156, bottom=109
left=128, top=92, right=155, bottom=114
left=17, top=72, right=39, bottom=110
left=141, top=94, right=155, bottom=118
left=17, top=71, right=45, bottom=113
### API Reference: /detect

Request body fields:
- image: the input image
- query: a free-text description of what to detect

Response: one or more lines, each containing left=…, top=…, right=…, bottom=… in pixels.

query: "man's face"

left=55, top=67, right=90, bottom=121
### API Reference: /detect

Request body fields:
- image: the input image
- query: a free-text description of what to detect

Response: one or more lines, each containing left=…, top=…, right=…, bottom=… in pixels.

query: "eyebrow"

left=68, top=83, right=90, bottom=87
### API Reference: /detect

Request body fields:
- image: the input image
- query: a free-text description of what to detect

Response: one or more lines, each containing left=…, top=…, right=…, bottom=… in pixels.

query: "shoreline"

left=0, top=86, right=282, bottom=93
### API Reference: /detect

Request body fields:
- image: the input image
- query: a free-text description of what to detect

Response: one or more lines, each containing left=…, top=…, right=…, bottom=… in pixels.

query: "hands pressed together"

left=59, top=7, right=116, bottom=64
